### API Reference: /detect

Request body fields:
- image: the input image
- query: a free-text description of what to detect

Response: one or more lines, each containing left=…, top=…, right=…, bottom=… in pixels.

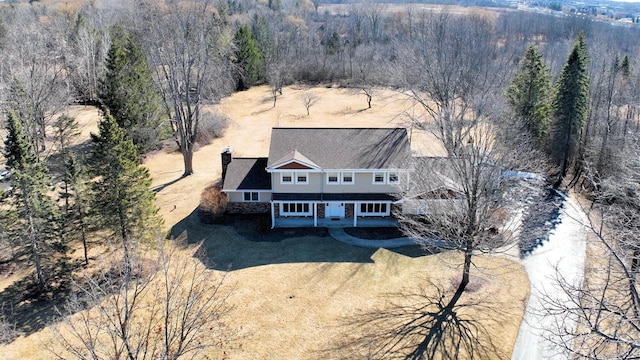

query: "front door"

left=326, top=203, right=345, bottom=218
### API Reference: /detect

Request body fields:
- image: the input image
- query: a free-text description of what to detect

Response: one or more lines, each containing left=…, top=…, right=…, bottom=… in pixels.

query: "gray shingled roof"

left=267, top=128, right=411, bottom=169
left=222, top=158, right=271, bottom=191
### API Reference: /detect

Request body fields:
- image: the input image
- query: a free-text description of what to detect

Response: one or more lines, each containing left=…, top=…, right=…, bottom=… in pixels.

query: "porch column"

left=271, top=202, right=275, bottom=228
left=353, top=202, right=358, bottom=227
left=313, top=202, right=317, bottom=227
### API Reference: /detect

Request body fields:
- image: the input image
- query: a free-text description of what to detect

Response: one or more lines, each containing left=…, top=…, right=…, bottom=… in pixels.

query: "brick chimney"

left=221, top=146, right=232, bottom=183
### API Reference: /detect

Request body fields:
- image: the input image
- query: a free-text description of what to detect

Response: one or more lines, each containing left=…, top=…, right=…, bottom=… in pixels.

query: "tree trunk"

left=28, top=214, right=46, bottom=292
left=183, top=149, right=194, bottom=177
left=21, top=180, right=46, bottom=292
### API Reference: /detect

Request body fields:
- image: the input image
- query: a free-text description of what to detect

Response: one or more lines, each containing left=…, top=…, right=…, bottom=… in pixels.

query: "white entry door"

left=326, top=203, right=345, bottom=218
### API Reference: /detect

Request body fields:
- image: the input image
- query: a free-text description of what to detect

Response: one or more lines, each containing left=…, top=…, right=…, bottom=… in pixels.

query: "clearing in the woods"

left=1, top=85, right=528, bottom=359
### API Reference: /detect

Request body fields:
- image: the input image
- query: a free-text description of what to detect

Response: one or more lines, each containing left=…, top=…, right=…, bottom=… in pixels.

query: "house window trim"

left=326, top=171, right=356, bottom=185
left=387, top=172, right=400, bottom=185
left=243, top=191, right=260, bottom=202
left=280, top=202, right=312, bottom=216
left=357, top=202, right=390, bottom=216
left=373, top=172, right=386, bottom=184
left=326, top=172, right=340, bottom=185
left=281, top=172, right=293, bottom=184
left=341, top=172, right=354, bottom=185
left=295, top=172, right=309, bottom=184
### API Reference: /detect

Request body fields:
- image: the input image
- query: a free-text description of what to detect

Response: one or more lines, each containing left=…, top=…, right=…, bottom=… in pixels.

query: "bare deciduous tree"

left=541, top=142, right=640, bottom=359
left=53, top=241, right=232, bottom=360
left=298, top=91, right=319, bottom=116
left=3, top=9, right=69, bottom=154
left=140, top=0, right=234, bottom=176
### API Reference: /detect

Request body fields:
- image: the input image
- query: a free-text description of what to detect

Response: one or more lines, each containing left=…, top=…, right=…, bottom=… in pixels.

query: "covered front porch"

left=274, top=216, right=398, bottom=228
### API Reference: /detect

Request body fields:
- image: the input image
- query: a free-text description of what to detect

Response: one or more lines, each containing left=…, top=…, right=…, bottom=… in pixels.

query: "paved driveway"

left=511, top=195, right=587, bottom=360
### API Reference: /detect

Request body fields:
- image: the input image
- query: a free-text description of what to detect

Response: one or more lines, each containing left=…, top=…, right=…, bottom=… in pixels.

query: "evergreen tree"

left=233, top=25, right=263, bottom=90
left=6, top=78, right=40, bottom=153
left=506, top=44, right=553, bottom=143
left=64, top=154, right=92, bottom=265
left=550, top=33, right=590, bottom=187
left=99, top=26, right=163, bottom=153
left=3, top=111, right=61, bottom=291
left=53, top=115, right=92, bottom=265
left=53, top=115, right=80, bottom=213
left=89, top=114, right=161, bottom=270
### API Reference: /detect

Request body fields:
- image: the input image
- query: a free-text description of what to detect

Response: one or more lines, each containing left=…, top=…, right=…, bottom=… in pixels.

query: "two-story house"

left=222, top=127, right=412, bottom=228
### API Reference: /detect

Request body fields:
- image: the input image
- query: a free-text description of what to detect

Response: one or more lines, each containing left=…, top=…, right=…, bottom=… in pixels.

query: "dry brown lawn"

left=0, top=85, right=527, bottom=359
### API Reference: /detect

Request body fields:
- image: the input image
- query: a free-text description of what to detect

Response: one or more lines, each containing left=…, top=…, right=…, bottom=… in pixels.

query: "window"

left=296, top=173, right=308, bottom=184
left=327, top=172, right=354, bottom=184
left=359, top=203, right=389, bottom=216
left=342, top=172, right=354, bottom=184
left=281, top=172, right=293, bottom=184
left=327, top=172, right=339, bottom=184
left=243, top=192, right=259, bottom=202
left=373, top=172, right=385, bottom=184
left=281, top=202, right=312, bottom=216
left=388, top=172, right=399, bottom=184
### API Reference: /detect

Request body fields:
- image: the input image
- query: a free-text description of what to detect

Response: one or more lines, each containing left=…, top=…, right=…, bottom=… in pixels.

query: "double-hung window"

left=373, top=172, right=385, bottom=184
left=281, top=172, right=293, bottom=184
left=296, top=173, right=308, bottom=184
left=388, top=172, right=399, bottom=184
left=327, top=171, right=355, bottom=184
left=282, top=172, right=308, bottom=184
left=243, top=192, right=259, bottom=202
left=342, top=172, right=354, bottom=184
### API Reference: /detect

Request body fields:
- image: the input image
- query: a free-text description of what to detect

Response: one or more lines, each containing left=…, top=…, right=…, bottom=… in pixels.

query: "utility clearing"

left=1, top=85, right=528, bottom=359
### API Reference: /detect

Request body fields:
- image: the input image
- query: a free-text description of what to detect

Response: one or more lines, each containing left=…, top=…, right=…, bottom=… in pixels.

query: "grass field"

left=0, top=85, right=528, bottom=359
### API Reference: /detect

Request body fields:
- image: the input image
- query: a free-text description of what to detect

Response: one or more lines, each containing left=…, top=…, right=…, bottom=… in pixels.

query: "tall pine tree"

left=550, top=33, right=590, bottom=188
left=89, top=114, right=161, bottom=270
left=506, top=44, right=553, bottom=144
left=4, top=111, right=61, bottom=291
left=100, top=26, right=163, bottom=153
left=233, top=25, right=263, bottom=90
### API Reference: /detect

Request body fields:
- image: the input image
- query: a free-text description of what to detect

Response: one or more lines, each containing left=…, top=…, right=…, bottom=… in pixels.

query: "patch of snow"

left=502, top=170, right=545, bottom=181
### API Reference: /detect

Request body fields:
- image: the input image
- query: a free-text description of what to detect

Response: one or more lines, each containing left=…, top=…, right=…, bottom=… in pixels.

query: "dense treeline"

left=0, top=0, right=638, bottom=357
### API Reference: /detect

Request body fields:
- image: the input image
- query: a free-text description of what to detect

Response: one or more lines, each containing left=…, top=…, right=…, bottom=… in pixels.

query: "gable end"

left=276, top=162, right=314, bottom=170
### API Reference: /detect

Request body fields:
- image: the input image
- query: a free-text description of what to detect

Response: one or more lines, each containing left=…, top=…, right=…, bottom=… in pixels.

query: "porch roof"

left=272, top=193, right=398, bottom=201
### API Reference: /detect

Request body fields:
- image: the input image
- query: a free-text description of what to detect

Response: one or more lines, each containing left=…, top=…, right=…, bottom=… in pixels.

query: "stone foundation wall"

left=226, top=202, right=270, bottom=214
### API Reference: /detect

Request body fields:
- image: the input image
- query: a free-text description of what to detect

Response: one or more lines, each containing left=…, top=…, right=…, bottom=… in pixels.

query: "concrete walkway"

left=328, top=228, right=458, bottom=249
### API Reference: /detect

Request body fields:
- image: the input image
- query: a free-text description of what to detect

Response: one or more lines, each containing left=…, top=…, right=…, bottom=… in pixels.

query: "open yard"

left=0, top=85, right=528, bottom=359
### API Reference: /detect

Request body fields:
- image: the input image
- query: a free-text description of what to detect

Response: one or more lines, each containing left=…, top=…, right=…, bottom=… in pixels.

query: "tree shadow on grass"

left=323, top=280, right=505, bottom=360
left=169, top=210, right=430, bottom=272
left=151, top=176, right=184, bottom=194
left=0, top=260, right=80, bottom=337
